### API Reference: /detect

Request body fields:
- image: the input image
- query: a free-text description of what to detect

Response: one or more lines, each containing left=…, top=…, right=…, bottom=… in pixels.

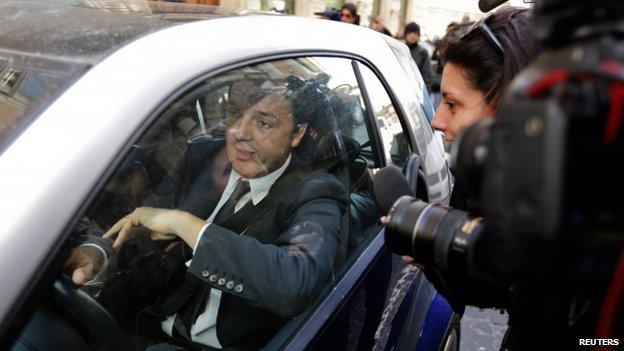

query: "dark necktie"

left=212, top=179, right=250, bottom=224
left=171, top=179, right=250, bottom=342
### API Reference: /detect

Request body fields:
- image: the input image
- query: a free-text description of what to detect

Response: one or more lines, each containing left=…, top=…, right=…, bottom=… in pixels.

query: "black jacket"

left=407, top=42, right=433, bottom=92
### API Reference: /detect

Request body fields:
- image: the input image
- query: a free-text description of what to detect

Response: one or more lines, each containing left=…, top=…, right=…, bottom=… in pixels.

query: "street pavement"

left=460, top=307, right=508, bottom=351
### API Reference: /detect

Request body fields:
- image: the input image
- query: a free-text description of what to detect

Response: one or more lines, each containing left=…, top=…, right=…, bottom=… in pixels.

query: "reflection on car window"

left=54, top=57, right=381, bottom=350
left=357, top=63, right=410, bottom=168
left=0, top=66, right=84, bottom=150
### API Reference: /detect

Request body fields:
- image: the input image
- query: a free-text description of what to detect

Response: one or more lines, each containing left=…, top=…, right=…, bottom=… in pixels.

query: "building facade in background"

left=187, top=0, right=529, bottom=40
left=76, top=0, right=529, bottom=42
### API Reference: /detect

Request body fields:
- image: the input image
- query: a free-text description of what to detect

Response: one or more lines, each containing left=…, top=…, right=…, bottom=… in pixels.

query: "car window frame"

left=383, top=37, right=451, bottom=204
left=354, top=61, right=416, bottom=167
left=4, top=51, right=396, bottom=350
left=355, top=61, right=419, bottom=166
left=351, top=60, right=386, bottom=168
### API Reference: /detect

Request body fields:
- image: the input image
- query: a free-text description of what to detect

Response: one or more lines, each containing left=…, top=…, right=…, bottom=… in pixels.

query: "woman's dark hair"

left=340, top=3, right=360, bottom=25
left=440, top=6, right=539, bottom=105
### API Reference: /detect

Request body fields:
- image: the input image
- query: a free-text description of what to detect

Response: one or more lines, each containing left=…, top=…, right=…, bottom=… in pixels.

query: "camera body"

left=385, top=1, right=624, bottom=348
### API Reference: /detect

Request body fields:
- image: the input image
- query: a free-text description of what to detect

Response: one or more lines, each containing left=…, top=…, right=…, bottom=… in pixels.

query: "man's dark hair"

left=404, top=22, right=421, bottom=36
left=440, top=6, right=539, bottom=105
left=283, top=74, right=338, bottom=163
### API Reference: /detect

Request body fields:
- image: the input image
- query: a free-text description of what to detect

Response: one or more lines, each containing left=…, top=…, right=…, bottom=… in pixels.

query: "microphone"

left=373, top=166, right=414, bottom=215
left=478, top=0, right=508, bottom=12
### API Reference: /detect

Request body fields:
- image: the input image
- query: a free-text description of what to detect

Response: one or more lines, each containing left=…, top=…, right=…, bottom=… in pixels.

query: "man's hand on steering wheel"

left=64, top=246, right=105, bottom=285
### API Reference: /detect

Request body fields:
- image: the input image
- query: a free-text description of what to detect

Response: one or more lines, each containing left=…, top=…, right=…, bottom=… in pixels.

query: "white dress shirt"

left=161, top=155, right=292, bottom=348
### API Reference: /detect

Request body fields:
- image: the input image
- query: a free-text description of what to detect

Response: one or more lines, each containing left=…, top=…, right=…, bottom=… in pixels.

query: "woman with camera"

left=432, top=6, right=538, bottom=142
left=431, top=6, right=539, bottom=209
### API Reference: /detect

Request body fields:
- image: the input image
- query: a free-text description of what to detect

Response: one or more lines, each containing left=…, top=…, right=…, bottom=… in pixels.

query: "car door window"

left=356, top=62, right=411, bottom=168
left=19, top=56, right=386, bottom=351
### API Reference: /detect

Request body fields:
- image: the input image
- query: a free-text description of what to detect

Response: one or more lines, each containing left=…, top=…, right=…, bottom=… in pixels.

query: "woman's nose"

left=431, top=109, right=447, bottom=133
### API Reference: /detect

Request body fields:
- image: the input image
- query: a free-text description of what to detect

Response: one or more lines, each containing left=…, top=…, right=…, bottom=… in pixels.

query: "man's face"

left=225, top=83, right=306, bottom=179
left=405, top=31, right=420, bottom=44
left=372, top=18, right=382, bottom=31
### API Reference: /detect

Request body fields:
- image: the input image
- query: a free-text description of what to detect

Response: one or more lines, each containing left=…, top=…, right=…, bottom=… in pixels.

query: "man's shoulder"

left=286, top=168, right=348, bottom=204
left=303, top=168, right=346, bottom=190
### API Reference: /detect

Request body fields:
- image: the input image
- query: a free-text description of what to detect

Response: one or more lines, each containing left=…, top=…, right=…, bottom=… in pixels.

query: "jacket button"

left=218, top=278, right=226, bottom=286
left=202, top=271, right=210, bottom=278
left=209, top=274, right=218, bottom=283
left=226, top=281, right=235, bottom=289
left=234, top=284, right=244, bottom=293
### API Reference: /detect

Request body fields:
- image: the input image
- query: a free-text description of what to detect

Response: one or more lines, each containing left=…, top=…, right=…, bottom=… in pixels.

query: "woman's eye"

left=445, top=101, right=456, bottom=111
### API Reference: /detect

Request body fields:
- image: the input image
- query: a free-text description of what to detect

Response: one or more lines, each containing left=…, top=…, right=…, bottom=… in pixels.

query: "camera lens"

left=384, top=196, right=428, bottom=257
left=385, top=197, right=450, bottom=263
left=385, top=196, right=482, bottom=273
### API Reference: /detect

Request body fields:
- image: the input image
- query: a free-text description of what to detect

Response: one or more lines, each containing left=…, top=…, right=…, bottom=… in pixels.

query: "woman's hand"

left=380, top=216, right=389, bottom=225
left=380, top=215, right=425, bottom=270
left=103, top=207, right=205, bottom=250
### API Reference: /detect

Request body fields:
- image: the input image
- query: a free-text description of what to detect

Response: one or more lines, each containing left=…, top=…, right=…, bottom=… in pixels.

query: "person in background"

left=446, top=21, right=459, bottom=33
left=403, top=22, right=433, bottom=92
left=339, top=3, right=360, bottom=25
left=371, top=15, right=391, bottom=36
left=429, top=37, right=443, bottom=110
left=314, top=9, right=340, bottom=21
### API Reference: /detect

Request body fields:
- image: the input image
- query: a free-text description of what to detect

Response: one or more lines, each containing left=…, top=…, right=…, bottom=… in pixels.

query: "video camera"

left=380, top=0, right=624, bottom=348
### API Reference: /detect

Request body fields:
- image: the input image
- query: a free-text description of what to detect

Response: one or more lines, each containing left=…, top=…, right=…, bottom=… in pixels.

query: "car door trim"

left=351, top=60, right=387, bottom=167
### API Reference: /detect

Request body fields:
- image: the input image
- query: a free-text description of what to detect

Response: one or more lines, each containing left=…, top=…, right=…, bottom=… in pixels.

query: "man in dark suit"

left=66, top=76, right=348, bottom=350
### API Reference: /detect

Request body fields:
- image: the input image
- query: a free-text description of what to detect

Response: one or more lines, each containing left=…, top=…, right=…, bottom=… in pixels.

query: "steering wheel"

left=51, top=275, right=136, bottom=351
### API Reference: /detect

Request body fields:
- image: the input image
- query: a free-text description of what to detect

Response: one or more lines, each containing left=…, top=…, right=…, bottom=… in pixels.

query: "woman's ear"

left=484, top=103, right=497, bottom=118
left=486, top=96, right=500, bottom=117
left=291, top=123, right=308, bottom=148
